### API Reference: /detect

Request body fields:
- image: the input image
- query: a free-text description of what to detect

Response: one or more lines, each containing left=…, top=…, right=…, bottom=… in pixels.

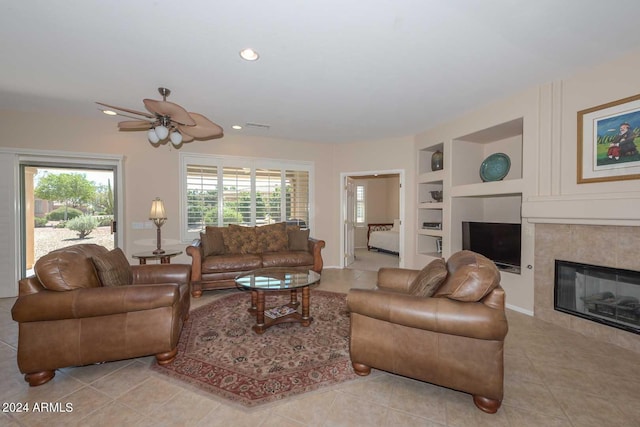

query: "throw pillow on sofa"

left=256, top=222, right=288, bottom=252
left=92, top=247, right=133, bottom=287
left=288, top=228, right=310, bottom=251
left=201, top=226, right=226, bottom=256
left=225, top=224, right=259, bottom=254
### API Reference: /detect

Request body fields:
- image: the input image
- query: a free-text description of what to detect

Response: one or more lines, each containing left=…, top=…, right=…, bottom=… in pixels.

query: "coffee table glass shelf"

left=235, top=268, right=321, bottom=334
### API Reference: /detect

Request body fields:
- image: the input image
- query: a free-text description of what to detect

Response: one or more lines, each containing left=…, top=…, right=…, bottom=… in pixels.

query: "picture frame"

left=577, top=93, right=640, bottom=183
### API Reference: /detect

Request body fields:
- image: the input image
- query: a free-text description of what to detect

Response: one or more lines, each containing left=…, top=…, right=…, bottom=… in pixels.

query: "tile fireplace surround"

left=534, top=223, right=640, bottom=354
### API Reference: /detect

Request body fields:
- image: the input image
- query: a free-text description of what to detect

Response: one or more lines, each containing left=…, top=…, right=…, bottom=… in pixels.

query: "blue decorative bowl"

left=479, top=153, right=511, bottom=182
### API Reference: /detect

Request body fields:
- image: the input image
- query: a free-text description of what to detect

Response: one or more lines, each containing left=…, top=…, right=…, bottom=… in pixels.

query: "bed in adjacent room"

left=367, top=220, right=400, bottom=254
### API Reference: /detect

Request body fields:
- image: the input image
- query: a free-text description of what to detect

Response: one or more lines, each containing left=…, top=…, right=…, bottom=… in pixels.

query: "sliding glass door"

left=20, top=163, right=118, bottom=277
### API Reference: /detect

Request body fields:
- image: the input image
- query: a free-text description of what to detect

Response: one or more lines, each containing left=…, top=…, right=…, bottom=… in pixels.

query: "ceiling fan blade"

left=177, top=112, right=224, bottom=139
left=179, top=130, right=195, bottom=143
left=96, top=102, right=155, bottom=119
left=118, top=120, right=152, bottom=130
left=143, top=99, right=196, bottom=126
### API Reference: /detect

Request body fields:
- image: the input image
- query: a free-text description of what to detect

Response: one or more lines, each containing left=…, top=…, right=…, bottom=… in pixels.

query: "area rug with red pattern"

left=151, top=290, right=358, bottom=407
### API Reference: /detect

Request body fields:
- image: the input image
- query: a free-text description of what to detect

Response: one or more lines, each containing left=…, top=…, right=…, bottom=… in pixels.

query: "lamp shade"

left=170, top=131, right=183, bottom=146
left=148, top=129, right=160, bottom=143
left=149, top=198, right=167, bottom=220
left=154, top=125, right=169, bottom=140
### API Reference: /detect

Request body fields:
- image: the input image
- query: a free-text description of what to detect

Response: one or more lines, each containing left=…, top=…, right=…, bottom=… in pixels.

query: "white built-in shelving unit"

left=416, top=118, right=524, bottom=270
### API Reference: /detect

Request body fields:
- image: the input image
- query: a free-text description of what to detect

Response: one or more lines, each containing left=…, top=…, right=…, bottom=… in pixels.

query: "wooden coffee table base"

left=248, top=287, right=313, bottom=334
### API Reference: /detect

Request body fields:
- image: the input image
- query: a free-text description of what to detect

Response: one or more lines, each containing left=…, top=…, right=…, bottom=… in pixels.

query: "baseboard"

left=506, top=303, right=534, bottom=317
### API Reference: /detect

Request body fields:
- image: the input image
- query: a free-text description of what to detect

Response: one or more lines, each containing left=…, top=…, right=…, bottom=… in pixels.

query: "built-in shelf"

left=450, top=179, right=524, bottom=198
left=418, top=170, right=444, bottom=184
left=416, top=118, right=525, bottom=261
left=418, top=143, right=445, bottom=175
left=418, top=202, right=443, bottom=209
left=418, top=229, right=443, bottom=237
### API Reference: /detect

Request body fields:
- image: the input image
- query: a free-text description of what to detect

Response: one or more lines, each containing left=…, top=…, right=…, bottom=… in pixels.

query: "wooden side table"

left=132, top=249, right=182, bottom=265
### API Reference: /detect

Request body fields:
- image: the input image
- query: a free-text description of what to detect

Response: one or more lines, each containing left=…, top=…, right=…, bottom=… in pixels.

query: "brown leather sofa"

left=347, top=250, right=508, bottom=413
left=11, top=244, right=191, bottom=386
left=187, top=223, right=325, bottom=297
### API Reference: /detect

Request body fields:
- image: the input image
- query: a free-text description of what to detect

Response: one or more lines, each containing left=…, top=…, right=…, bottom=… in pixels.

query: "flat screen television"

left=462, top=221, right=521, bottom=273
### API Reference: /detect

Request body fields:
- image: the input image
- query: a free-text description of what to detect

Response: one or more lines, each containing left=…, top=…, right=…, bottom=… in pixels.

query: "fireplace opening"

left=554, top=260, right=640, bottom=335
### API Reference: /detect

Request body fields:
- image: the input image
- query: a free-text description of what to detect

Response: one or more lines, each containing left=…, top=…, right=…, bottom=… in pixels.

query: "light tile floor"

left=1, top=268, right=640, bottom=426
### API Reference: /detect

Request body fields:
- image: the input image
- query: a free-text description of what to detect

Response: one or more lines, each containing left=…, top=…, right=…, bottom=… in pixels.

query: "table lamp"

left=149, top=197, right=167, bottom=254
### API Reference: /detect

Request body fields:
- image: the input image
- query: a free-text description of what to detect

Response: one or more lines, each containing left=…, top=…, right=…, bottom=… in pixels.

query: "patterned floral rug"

left=152, top=290, right=358, bottom=407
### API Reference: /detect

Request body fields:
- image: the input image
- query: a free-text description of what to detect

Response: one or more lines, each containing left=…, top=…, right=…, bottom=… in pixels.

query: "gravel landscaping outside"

left=34, top=225, right=115, bottom=261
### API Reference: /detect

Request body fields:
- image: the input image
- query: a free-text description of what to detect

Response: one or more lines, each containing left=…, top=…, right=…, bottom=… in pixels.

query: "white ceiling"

left=2, top=0, right=640, bottom=144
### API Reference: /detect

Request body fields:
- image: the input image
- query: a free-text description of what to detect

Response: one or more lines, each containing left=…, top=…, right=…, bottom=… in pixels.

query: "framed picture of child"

left=577, top=93, right=640, bottom=183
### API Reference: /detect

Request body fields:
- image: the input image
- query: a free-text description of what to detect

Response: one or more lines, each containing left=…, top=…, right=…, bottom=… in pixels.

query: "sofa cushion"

left=261, top=251, right=314, bottom=268
left=409, top=258, right=448, bottom=297
left=201, top=226, right=226, bottom=256
left=201, top=253, right=263, bottom=273
left=288, top=228, right=310, bottom=251
left=92, top=247, right=133, bottom=287
left=34, top=244, right=105, bottom=291
left=433, top=250, right=500, bottom=302
left=224, top=224, right=259, bottom=254
left=256, top=222, right=288, bottom=253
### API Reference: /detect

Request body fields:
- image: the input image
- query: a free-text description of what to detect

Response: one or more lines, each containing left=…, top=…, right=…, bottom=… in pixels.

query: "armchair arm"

left=186, top=244, right=203, bottom=282
left=376, top=268, right=419, bottom=293
left=11, top=284, right=181, bottom=323
left=131, top=264, right=191, bottom=285
left=347, top=289, right=508, bottom=341
left=308, top=238, right=325, bottom=273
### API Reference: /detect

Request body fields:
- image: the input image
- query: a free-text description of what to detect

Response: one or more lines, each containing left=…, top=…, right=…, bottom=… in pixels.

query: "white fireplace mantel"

left=523, top=192, right=640, bottom=226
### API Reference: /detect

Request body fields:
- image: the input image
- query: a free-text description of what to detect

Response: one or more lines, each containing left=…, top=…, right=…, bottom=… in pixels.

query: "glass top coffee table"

left=235, top=267, right=321, bottom=334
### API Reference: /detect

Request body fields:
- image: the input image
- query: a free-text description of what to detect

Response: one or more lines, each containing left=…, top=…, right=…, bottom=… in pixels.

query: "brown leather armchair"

left=11, top=244, right=191, bottom=386
left=347, top=250, right=508, bottom=413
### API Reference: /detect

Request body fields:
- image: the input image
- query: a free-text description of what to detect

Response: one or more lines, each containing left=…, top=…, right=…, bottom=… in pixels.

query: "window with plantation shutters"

left=286, top=170, right=309, bottom=228
left=255, top=168, right=283, bottom=224
left=222, top=166, right=252, bottom=225
left=180, top=154, right=313, bottom=241
left=186, top=164, right=217, bottom=232
left=356, top=184, right=365, bottom=224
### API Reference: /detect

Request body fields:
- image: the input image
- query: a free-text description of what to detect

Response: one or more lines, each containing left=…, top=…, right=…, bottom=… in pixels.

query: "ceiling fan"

left=97, top=87, right=223, bottom=146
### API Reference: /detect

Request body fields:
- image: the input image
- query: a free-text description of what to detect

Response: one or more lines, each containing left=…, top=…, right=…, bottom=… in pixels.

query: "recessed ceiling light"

left=102, top=110, right=117, bottom=116
left=232, top=125, right=243, bottom=130
left=239, top=48, right=259, bottom=61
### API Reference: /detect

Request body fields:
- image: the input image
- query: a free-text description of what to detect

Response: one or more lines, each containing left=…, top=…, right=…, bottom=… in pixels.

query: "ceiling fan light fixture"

left=154, top=125, right=169, bottom=140
left=98, top=88, right=223, bottom=148
left=239, top=48, right=259, bottom=61
left=170, top=131, right=183, bottom=146
left=147, top=129, right=160, bottom=143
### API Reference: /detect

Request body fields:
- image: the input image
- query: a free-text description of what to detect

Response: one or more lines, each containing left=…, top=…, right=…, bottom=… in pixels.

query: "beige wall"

left=0, top=110, right=338, bottom=268
left=333, top=136, right=415, bottom=266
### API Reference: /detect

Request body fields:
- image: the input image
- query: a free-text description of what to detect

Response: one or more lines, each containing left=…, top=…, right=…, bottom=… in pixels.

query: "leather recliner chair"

left=11, top=244, right=191, bottom=386
left=347, top=250, right=508, bottom=413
